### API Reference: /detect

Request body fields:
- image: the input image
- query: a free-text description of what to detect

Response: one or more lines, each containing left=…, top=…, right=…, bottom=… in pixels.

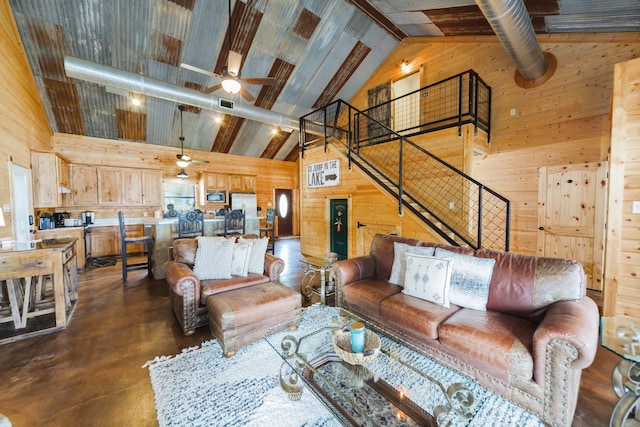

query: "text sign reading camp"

left=307, top=160, right=340, bottom=188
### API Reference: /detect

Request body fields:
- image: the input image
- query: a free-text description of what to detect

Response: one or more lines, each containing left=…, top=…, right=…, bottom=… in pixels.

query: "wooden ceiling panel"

left=313, top=41, right=371, bottom=108
left=211, top=115, right=244, bottom=153
left=182, top=82, right=202, bottom=114
left=29, top=20, right=67, bottom=80
left=284, top=144, right=299, bottom=162
left=261, top=131, right=293, bottom=159
left=116, top=109, right=146, bottom=141
left=168, top=0, right=195, bottom=11
left=425, top=6, right=493, bottom=37
left=43, top=78, right=84, bottom=135
left=293, top=8, right=321, bottom=40
left=254, top=59, right=295, bottom=110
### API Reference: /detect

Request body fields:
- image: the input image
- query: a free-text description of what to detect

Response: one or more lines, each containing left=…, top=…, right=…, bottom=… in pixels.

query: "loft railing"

left=359, top=69, right=491, bottom=146
left=300, top=96, right=509, bottom=251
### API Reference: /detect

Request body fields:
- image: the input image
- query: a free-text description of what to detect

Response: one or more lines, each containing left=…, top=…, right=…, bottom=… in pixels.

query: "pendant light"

left=177, top=169, right=188, bottom=178
left=176, top=105, right=191, bottom=169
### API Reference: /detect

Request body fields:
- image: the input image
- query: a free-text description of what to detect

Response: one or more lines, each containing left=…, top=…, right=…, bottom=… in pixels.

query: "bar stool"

left=118, top=211, right=154, bottom=284
left=259, top=208, right=275, bottom=254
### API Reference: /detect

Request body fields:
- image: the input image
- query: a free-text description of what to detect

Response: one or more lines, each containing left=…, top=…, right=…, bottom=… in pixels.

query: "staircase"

left=299, top=71, right=509, bottom=251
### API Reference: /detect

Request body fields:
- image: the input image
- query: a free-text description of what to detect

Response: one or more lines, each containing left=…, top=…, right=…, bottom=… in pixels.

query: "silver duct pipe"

left=475, top=0, right=548, bottom=81
left=64, top=56, right=299, bottom=131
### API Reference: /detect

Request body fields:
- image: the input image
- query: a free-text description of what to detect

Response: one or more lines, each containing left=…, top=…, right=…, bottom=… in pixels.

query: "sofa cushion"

left=475, top=248, right=586, bottom=318
left=435, top=248, right=495, bottom=311
left=380, top=292, right=460, bottom=340
left=341, top=278, right=402, bottom=320
left=172, top=238, right=198, bottom=266
left=239, top=236, right=269, bottom=274
left=369, top=234, right=423, bottom=281
left=200, top=274, right=269, bottom=304
left=388, top=243, right=435, bottom=287
left=193, top=237, right=235, bottom=280
left=438, top=309, right=536, bottom=381
left=402, top=254, right=452, bottom=307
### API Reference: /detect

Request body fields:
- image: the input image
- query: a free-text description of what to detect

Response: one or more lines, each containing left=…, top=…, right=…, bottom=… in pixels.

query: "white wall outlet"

left=633, top=201, right=640, bottom=214
left=449, top=201, right=455, bottom=209
left=2, top=204, right=10, bottom=213
left=510, top=108, right=517, bottom=116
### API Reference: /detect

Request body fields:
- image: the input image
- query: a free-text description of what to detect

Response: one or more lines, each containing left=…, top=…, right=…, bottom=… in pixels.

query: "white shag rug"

left=144, top=305, right=544, bottom=427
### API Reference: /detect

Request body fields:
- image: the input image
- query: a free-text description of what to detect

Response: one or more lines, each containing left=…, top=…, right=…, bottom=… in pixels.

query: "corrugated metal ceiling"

left=8, top=0, right=638, bottom=162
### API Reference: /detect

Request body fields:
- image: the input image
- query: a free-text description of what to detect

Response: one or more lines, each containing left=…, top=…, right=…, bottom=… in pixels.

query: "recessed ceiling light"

left=215, top=116, right=222, bottom=123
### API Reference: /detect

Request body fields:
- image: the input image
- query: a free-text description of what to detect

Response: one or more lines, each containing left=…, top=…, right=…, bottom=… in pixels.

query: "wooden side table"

left=600, top=316, right=640, bottom=427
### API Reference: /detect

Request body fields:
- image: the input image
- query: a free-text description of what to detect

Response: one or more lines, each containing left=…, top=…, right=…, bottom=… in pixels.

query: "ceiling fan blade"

left=180, top=63, right=222, bottom=79
left=241, top=77, right=278, bottom=85
left=190, top=159, right=210, bottom=164
left=203, top=83, right=223, bottom=94
left=239, top=87, right=255, bottom=102
left=227, top=50, right=242, bottom=77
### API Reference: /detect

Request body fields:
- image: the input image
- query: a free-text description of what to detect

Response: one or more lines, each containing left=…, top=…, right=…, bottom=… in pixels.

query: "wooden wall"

left=0, top=0, right=51, bottom=238
left=52, top=133, right=299, bottom=230
left=604, top=57, right=640, bottom=318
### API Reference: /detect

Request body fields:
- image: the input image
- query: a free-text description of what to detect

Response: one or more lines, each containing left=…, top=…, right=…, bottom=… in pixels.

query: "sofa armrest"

left=264, top=253, right=285, bottom=282
left=164, top=260, right=202, bottom=303
left=331, top=255, right=376, bottom=286
left=532, top=297, right=600, bottom=379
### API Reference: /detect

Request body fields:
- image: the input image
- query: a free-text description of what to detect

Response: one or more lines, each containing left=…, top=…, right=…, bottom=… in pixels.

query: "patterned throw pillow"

left=239, top=236, right=269, bottom=274
left=434, top=248, right=496, bottom=311
left=388, top=242, right=435, bottom=287
left=193, top=237, right=235, bottom=280
left=231, top=242, right=253, bottom=277
left=402, top=254, right=453, bottom=307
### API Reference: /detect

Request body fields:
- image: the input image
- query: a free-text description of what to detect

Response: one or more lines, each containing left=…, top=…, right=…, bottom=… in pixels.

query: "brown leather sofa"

left=330, top=233, right=599, bottom=427
left=164, top=237, right=285, bottom=335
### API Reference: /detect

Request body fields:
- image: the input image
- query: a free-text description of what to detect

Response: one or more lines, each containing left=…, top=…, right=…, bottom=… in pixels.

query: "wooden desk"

left=0, top=239, right=77, bottom=344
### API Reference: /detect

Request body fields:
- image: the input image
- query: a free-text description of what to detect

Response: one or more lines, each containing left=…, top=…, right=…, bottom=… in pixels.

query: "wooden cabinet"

left=98, top=167, right=122, bottom=205
left=228, top=174, right=243, bottom=192
left=32, top=152, right=70, bottom=208
left=204, top=173, right=228, bottom=189
left=241, top=175, right=257, bottom=192
left=88, top=226, right=119, bottom=257
left=70, top=165, right=98, bottom=206
left=121, top=169, right=142, bottom=205
left=141, top=169, right=163, bottom=205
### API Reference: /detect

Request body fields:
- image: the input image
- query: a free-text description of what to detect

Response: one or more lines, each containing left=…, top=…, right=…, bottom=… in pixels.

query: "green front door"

left=330, top=199, right=348, bottom=260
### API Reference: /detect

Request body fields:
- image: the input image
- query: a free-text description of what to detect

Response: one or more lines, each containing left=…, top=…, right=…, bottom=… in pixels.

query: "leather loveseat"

left=330, top=233, right=599, bottom=427
left=164, top=237, right=285, bottom=335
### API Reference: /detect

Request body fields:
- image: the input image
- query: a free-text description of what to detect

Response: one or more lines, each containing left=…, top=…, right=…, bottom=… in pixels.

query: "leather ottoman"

left=207, top=281, right=302, bottom=357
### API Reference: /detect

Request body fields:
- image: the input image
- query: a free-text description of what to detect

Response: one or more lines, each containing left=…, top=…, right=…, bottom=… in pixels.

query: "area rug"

left=144, top=305, right=544, bottom=427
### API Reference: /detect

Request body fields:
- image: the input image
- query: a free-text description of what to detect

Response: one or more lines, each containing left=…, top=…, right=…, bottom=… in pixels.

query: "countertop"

left=0, top=238, right=77, bottom=253
left=87, top=216, right=264, bottom=227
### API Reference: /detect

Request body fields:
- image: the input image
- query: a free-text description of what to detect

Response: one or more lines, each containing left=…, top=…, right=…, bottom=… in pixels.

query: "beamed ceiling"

left=9, top=0, right=639, bottom=162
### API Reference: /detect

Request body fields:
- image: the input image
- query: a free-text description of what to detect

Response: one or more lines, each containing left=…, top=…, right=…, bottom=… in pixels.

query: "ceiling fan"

left=179, top=0, right=277, bottom=102
left=176, top=105, right=209, bottom=176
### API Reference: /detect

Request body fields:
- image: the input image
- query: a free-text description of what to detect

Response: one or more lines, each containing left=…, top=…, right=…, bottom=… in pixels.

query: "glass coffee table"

left=265, top=307, right=477, bottom=426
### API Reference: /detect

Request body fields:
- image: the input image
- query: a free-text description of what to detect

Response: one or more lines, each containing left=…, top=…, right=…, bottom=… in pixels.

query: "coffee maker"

left=82, top=211, right=95, bottom=225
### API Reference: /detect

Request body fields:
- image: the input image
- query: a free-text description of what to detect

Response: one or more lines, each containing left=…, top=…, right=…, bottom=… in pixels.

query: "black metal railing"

left=300, top=95, right=509, bottom=251
left=358, top=69, right=491, bottom=147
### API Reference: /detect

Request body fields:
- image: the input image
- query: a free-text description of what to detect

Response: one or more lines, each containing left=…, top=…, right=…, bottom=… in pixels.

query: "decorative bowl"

left=332, top=328, right=381, bottom=365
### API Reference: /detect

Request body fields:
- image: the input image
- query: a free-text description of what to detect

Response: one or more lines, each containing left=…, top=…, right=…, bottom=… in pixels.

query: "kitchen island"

left=0, top=238, right=78, bottom=344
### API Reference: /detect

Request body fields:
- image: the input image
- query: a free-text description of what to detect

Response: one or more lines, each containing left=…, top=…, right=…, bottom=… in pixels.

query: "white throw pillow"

left=388, top=242, right=435, bottom=287
left=231, top=242, right=253, bottom=277
left=434, top=248, right=496, bottom=311
left=239, top=236, right=269, bottom=274
left=402, top=254, right=453, bottom=307
left=193, top=237, right=235, bottom=280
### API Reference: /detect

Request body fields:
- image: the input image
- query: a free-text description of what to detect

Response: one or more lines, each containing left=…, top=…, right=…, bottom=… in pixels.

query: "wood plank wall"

left=604, top=57, right=640, bottom=318
left=52, top=133, right=299, bottom=231
left=0, top=0, right=51, bottom=238
left=300, top=33, right=640, bottom=313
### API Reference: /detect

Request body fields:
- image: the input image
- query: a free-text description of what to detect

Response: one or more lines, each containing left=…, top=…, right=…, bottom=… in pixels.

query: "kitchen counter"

left=35, top=228, right=86, bottom=270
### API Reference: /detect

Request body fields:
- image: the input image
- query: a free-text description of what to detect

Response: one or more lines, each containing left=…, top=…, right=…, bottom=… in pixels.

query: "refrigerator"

left=230, top=193, right=257, bottom=217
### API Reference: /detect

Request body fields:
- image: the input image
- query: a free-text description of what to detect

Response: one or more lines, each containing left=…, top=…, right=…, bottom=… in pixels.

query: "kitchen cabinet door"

left=228, top=174, right=243, bottom=192
left=241, top=175, right=256, bottom=192
left=141, top=169, right=163, bottom=205
left=57, top=155, right=70, bottom=190
left=89, top=226, right=120, bottom=257
left=98, top=167, right=122, bottom=204
left=122, top=169, right=143, bottom=205
left=70, top=165, right=98, bottom=206
left=205, top=173, right=227, bottom=189
left=32, top=152, right=59, bottom=207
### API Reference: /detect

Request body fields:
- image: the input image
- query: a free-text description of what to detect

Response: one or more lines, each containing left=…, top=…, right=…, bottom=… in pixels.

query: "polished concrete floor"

left=0, top=238, right=621, bottom=426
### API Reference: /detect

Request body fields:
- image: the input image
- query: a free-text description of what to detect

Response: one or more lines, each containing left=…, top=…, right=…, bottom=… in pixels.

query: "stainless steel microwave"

left=206, top=190, right=226, bottom=203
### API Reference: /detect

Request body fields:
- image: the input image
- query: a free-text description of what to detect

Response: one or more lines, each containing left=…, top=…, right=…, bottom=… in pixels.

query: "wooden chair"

left=118, top=211, right=153, bottom=284
left=218, top=209, right=245, bottom=237
left=259, top=208, right=276, bottom=254
left=178, top=211, right=204, bottom=238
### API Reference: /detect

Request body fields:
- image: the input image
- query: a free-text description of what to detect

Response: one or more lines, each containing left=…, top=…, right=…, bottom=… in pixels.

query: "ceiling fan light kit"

left=221, top=78, right=241, bottom=94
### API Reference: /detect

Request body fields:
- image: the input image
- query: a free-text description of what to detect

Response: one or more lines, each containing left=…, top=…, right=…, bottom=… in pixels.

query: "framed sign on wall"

left=307, top=160, right=340, bottom=188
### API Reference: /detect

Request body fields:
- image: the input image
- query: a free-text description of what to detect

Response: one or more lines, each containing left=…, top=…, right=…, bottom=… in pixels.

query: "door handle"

left=538, top=226, right=544, bottom=230
left=357, top=221, right=366, bottom=228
